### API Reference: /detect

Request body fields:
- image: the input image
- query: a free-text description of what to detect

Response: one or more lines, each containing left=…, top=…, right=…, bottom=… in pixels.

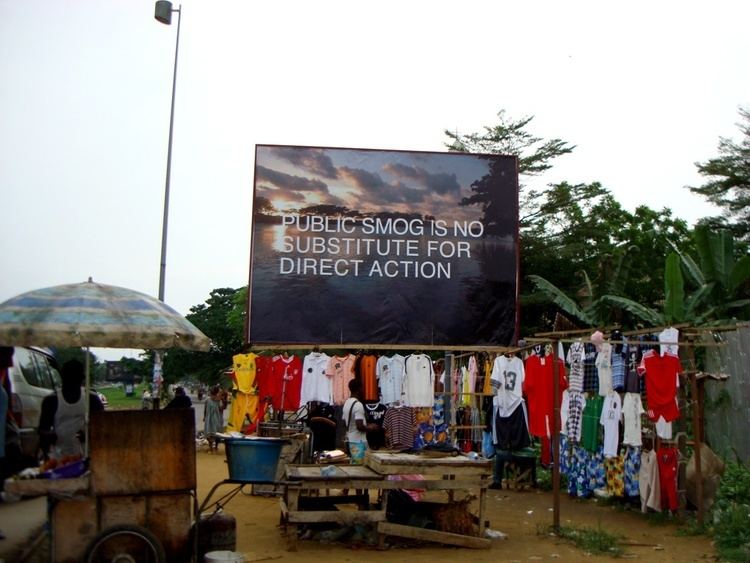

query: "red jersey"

left=638, top=350, right=681, bottom=422
left=267, top=354, right=302, bottom=411
left=523, top=353, right=568, bottom=438
left=254, top=354, right=274, bottom=398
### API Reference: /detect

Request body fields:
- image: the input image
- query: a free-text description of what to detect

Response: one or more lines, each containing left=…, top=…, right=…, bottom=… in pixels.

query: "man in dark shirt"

left=165, top=386, right=192, bottom=409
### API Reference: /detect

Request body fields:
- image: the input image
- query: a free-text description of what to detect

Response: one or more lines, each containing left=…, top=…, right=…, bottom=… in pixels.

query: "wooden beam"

left=377, top=522, right=491, bottom=549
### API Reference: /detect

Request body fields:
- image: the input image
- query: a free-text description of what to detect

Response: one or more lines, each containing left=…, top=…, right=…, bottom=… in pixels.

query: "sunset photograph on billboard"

left=248, top=145, right=519, bottom=347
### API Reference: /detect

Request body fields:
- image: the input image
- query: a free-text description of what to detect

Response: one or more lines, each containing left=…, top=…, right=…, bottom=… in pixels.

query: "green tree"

left=162, top=287, right=247, bottom=384
left=444, top=110, right=692, bottom=334
left=445, top=110, right=575, bottom=177
left=688, top=107, right=750, bottom=241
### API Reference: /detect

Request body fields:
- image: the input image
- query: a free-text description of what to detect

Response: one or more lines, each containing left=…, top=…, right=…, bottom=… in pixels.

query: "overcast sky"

left=2, top=1, right=749, bottom=359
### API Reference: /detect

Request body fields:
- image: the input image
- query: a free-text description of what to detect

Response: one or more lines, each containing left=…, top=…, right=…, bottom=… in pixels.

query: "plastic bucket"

left=224, top=438, right=284, bottom=482
left=204, top=551, right=245, bottom=562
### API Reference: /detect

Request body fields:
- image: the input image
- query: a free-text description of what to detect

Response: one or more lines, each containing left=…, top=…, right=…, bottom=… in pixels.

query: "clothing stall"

left=525, top=323, right=732, bottom=529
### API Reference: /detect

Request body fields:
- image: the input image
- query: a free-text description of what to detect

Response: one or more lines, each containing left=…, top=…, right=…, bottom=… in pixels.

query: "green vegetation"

left=540, top=523, right=625, bottom=557
left=96, top=384, right=149, bottom=410
left=712, top=463, right=750, bottom=562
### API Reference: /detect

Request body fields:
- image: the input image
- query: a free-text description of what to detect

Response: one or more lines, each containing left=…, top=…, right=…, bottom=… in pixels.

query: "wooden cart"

left=7, top=409, right=197, bottom=562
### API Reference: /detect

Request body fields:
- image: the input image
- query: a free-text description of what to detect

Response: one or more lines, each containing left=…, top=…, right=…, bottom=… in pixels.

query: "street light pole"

left=153, top=1, right=181, bottom=409
left=154, top=0, right=181, bottom=303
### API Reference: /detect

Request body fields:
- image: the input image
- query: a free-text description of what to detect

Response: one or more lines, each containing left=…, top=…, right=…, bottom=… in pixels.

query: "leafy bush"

left=712, top=462, right=750, bottom=562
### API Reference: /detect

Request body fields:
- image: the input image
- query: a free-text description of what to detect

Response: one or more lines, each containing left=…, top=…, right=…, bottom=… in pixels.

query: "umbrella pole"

left=84, top=348, right=90, bottom=458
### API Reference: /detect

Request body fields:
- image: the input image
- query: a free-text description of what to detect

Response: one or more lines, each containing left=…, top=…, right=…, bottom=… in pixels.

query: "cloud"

left=338, top=166, right=427, bottom=206
left=256, top=185, right=306, bottom=203
left=270, top=147, right=338, bottom=179
left=383, top=163, right=461, bottom=195
left=255, top=165, right=329, bottom=193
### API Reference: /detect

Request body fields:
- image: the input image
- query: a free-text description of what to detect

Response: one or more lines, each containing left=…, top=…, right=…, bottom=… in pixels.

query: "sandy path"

left=196, top=446, right=716, bottom=562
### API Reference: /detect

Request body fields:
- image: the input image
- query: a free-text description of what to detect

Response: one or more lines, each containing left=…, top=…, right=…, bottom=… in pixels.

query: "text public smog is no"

left=282, top=214, right=484, bottom=238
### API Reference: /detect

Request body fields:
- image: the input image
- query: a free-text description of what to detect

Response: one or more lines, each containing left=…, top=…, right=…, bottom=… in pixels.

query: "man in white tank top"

left=38, top=359, right=103, bottom=460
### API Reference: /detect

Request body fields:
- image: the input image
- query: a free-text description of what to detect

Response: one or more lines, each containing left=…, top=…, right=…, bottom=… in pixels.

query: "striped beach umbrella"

left=0, top=278, right=211, bottom=351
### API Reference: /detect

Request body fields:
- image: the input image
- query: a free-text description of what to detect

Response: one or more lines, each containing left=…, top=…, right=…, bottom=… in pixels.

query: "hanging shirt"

left=403, top=354, right=434, bottom=407
left=383, top=406, right=416, bottom=450
left=376, top=354, right=406, bottom=405
left=270, top=354, right=303, bottom=411
left=523, top=353, right=567, bottom=438
left=255, top=354, right=275, bottom=403
left=622, top=392, right=645, bottom=446
left=560, top=389, right=570, bottom=436
left=581, top=394, right=604, bottom=453
left=566, top=341, right=585, bottom=393
left=599, top=392, right=622, bottom=458
left=596, top=343, right=613, bottom=396
left=460, top=366, right=472, bottom=406
left=232, top=353, right=259, bottom=394
left=640, top=449, right=661, bottom=512
left=300, top=352, right=331, bottom=404
left=364, top=402, right=387, bottom=449
left=638, top=350, right=681, bottom=422
left=611, top=338, right=628, bottom=391
left=490, top=355, right=525, bottom=417
left=482, top=357, right=493, bottom=395
left=659, top=327, right=680, bottom=356
left=326, top=354, right=356, bottom=406
left=582, top=342, right=599, bottom=393
left=566, top=391, right=586, bottom=442
left=360, top=354, right=379, bottom=402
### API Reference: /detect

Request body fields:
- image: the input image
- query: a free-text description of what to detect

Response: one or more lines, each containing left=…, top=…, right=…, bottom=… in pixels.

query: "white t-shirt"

left=342, top=397, right=366, bottom=443
left=490, top=355, right=525, bottom=417
left=599, top=392, right=622, bottom=458
left=596, top=342, right=613, bottom=396
left=622, top=392, right=645, bottom=446
left=377, top=354, right=406, bottom=405
left=300, top=352, right=331, bottom=404
left=659, top=327, right=680, bottom=356
left=403, top=354, right=434, bottom=407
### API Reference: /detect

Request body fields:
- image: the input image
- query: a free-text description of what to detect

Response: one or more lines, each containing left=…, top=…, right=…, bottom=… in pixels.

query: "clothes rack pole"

left=551, top=338, right=561, bottom=531
left=687, top=335, right=705, bottom=527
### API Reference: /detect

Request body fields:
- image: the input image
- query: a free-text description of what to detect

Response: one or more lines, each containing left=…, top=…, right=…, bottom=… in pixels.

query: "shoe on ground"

left=488, top=481, right=502, bottom=489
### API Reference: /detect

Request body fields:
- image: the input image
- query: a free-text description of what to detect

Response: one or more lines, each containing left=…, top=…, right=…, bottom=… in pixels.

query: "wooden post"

left=551, top=339, right=560, bottom=531
left=687, top=336, right=704, bottom=527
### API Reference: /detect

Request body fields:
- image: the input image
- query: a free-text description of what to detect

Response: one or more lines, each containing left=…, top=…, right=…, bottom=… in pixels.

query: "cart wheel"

left=84, top=524, right=166, bottom=563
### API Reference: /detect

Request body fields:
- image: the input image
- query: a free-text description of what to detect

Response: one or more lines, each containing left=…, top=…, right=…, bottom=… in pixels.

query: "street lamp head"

left=155, top=0, right=174, bottom=25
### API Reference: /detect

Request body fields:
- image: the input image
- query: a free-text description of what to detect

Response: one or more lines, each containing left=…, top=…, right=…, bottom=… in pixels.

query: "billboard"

left=248, top=145, right=519, bottom=347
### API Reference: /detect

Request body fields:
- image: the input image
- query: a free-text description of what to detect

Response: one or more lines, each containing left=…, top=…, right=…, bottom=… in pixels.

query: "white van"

left=6, top=346, right=60, bottom=460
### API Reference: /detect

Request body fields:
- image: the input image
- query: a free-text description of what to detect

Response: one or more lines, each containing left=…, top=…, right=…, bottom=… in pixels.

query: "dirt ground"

left=196, top=446, right=718, bottom=563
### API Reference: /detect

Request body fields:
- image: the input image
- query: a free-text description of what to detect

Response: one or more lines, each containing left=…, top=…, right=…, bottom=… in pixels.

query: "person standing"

left=38, top=359, right=104, bottom=460
left=342, top=379, right=373, bottom=464
left=164, top=386, right=192, bottom=409
left=203, top=385, right=224, bottom=453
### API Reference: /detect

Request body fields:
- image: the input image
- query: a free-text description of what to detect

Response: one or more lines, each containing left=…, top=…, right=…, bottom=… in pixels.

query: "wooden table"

left=280, top=450, right=492, bottom=550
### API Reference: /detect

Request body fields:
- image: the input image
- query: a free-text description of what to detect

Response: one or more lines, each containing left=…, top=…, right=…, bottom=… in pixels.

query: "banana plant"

left=527, top=244, right=638, bottom=327
left=605, top=227, right=750, bottom=325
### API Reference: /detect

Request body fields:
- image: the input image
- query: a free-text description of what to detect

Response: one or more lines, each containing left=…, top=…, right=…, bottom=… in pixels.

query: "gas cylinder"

left=196, top=510, right=237, bottom=559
